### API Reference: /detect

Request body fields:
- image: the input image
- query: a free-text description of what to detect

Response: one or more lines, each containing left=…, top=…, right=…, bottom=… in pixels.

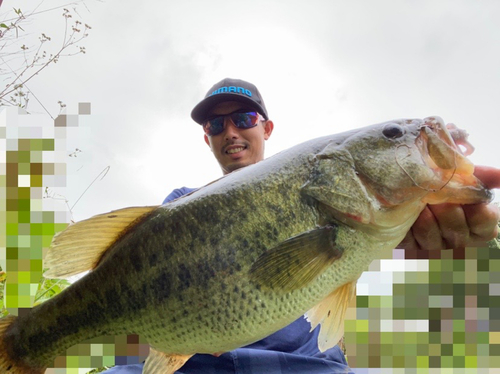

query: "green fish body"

left=0, top=117, right=493, bottom=373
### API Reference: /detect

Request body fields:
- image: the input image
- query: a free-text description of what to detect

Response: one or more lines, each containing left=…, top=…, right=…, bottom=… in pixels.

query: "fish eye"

left=382, top=123, right=405, bottom=139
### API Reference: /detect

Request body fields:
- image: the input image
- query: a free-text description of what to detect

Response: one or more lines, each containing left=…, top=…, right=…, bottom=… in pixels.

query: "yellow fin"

left=143, top=347, right=192, bottom=374
left=306, top=281, right=356, bottom=352
left=250, top=225, right=343, bottom=292
left=44, top=206, right=158, bottom=279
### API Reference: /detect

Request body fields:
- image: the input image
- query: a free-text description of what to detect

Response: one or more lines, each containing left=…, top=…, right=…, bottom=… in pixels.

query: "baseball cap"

left=191, top=78, right=269, bottom=124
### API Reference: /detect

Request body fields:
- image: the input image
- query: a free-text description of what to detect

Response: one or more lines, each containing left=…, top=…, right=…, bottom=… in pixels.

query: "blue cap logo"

left=210, top=86, right=252, bottom=97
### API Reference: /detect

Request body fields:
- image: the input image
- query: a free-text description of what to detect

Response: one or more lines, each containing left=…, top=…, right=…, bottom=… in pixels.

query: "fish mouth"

left=419, top=116, right=475, bottom=176
left=415, top=116, right=492, bottom=204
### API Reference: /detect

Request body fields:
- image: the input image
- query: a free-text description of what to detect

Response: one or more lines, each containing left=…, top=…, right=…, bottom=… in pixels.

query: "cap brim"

left=191, top=94, right=268, bottom=124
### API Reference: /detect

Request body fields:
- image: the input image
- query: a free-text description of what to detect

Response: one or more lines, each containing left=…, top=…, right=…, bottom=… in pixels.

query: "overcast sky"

left=3, top=0, right=500, bottom=221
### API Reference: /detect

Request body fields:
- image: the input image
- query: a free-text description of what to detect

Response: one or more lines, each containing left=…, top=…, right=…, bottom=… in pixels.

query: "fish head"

left=306, top=116, right=493, bottom=232
left=343, top=116, right=493, bottom=207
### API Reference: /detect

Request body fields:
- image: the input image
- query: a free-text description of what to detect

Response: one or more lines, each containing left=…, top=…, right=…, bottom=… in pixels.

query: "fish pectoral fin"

left=249, top=225, right=343, bottom=292
left=44, top=206, right=158, bottom=279
left=143, top=348, right=192, bottom=374
left=306, top=280, right=356, bottom=352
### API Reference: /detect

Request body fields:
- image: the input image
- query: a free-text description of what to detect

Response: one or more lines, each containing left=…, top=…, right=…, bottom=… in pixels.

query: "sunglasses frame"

left=202, top=110, right=265, bottom=137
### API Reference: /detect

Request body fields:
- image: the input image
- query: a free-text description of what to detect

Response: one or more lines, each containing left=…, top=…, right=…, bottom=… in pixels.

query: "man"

left=104, top=78, right=500, bottom=373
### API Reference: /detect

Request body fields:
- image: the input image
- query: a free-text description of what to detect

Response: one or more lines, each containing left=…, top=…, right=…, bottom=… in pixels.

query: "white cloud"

left=6, top=0, right=500, bottom=220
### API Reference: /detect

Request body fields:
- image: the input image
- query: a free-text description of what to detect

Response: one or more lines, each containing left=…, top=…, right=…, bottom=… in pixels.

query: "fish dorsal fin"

left=306, top=281, right=356, bottom=352
left=143, top=347, right=192, bottom=374
left=250, top=225, right=343, bottom=292
left=44, top=206, right=158, bottom=279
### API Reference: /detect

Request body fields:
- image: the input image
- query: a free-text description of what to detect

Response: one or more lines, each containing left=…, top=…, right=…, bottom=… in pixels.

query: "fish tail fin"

left=0, top=315, right=46, bottom=374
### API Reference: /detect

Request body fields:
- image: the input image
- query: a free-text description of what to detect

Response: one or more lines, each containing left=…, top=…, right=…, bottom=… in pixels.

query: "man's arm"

left=398, top=165, right=500, bottom=250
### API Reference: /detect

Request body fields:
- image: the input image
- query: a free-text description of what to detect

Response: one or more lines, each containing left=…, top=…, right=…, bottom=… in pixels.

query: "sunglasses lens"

left=203, top=117, right=225, bottom=136
left=231, top=112, right=258, bottom=129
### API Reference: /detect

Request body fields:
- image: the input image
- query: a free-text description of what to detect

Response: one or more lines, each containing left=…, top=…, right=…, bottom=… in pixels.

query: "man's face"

left=204, top=101, right=274, bottom=175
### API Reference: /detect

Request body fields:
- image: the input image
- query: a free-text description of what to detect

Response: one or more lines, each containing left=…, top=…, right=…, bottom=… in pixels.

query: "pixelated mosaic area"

left=0, top=106, right=499, bottom=373
left=0, top=106, right=149, bottom=372
left=344, top=243, right=500, bottom=374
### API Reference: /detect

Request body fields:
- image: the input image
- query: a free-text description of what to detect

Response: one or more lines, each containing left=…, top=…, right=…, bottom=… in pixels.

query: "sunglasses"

left=202, top=111, right=264, bottom=136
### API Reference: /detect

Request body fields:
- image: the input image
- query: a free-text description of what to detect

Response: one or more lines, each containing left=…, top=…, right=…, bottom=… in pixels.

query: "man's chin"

left=223, top=160, right=250, bottom=174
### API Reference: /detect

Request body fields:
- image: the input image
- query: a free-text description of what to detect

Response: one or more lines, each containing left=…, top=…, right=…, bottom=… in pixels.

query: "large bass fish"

left=0, top=117, right=494, bottom=373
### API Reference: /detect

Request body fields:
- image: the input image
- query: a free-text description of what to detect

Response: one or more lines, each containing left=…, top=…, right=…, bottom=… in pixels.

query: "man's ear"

left=264, top=120, right=274, bottom=140
left=204, top=134, right=211, bottom=147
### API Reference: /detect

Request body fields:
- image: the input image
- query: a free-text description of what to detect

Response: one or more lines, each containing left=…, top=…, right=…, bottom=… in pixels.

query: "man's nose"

left=223, top=118, right=239, bottom=139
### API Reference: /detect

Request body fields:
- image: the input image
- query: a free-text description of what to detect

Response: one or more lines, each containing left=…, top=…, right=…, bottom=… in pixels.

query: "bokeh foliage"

left=344, top=221, right=500, bottom=371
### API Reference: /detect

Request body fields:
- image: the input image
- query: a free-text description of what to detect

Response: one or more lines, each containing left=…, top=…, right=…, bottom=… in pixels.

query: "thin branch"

left=0, top=25, right=90, bottom=106
left=24, top=84, right=54, bottom=118
left=1, top=1, right=86, bottom=23
left=0, top=4, right=91, bottom=111
left=70, top=166, right=111, bottom=212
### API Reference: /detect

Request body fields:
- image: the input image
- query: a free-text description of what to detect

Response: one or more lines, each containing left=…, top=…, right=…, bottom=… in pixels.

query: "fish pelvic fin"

left=44, top=206, right=158, bottom=279
left=0, top=315, right=45, bottom=374
left=306, top=280, right=357, bottom=352
left=249, top=225, right=343, bottom=292
left=143, top=348, right=192, bottom=374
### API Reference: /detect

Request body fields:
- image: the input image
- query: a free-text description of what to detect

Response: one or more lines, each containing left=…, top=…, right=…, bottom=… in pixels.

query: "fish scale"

left=0, top=117, right=493, bottom=373
left=142, top=183, right=317, bottom=353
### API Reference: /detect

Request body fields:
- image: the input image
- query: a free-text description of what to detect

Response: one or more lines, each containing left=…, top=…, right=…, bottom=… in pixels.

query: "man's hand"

left=398, top=166, right=500, bottom=250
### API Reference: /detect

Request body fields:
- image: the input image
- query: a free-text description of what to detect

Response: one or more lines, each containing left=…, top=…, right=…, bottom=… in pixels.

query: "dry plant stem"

left=0, top=6, right=91, bottom=110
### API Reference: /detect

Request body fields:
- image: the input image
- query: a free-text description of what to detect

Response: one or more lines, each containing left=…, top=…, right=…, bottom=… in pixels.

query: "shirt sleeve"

left=162, top=187, right=197, bottom=204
